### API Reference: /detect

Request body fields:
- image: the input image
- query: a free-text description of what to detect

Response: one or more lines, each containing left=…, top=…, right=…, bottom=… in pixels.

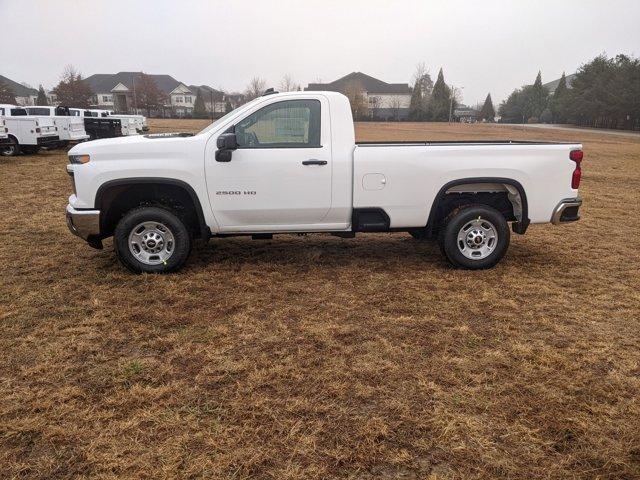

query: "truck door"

left=206, top=98, right=333, bottom=230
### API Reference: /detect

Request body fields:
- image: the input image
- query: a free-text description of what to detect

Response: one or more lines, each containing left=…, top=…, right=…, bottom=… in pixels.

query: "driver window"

left=235, top=99, right=321, bottom=148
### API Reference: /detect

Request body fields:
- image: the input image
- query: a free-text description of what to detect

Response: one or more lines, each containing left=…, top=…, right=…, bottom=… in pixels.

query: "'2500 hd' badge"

left=216, top=191, right=257, bottom=195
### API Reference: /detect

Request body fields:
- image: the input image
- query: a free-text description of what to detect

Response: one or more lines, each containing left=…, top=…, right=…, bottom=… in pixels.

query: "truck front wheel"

left=438, top=204, right=510, bottom=269
left=114, top=206, right=192, bottom=274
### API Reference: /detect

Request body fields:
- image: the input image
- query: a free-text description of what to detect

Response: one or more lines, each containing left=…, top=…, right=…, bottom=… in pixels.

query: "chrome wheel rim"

left=456, top=218, right=498, bottom=260
left=128, top=221, right=175, bottom=265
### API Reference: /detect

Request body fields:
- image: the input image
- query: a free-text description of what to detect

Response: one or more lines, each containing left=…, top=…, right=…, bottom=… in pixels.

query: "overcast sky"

left=2, top=0, right=639, bottom=105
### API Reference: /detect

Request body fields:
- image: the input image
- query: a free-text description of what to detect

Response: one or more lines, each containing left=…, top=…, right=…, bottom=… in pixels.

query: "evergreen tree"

left=550, top=73, right=569, bottom=123
left=408, top=80, right=423, bottom=121
left=479, top=93, right=495, bottom=121
left=530, top=71, right=549, bottom=119
left=427, top=68, right=452, bottom=121
left=0, top=81, right=16, bottom=104
left=193, top=88, right=206, bottom=118
left=36, top=85, right=48, bottom=105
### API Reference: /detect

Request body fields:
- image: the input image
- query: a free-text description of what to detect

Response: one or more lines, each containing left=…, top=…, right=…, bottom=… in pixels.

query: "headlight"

left=69, top=154, right=90, bottom=164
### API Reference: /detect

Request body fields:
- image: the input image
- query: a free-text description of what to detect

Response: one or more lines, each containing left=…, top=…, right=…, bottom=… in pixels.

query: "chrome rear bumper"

left=551, top=198, right=582, bottom=225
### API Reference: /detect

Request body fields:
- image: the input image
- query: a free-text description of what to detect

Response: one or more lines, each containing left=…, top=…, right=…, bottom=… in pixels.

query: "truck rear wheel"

left=1, top=137, right=19, bottom=156
left=438, top=204, right=510, bottom=269
left=114, top=206, right=192, bottom=274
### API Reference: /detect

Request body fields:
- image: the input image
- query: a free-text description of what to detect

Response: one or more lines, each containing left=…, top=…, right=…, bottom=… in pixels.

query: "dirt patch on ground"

left=1, top=120, right=638, bottom=479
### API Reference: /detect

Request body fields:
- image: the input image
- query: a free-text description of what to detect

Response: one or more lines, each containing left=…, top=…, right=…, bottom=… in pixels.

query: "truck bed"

left=356, top=140, right=577, bottom=146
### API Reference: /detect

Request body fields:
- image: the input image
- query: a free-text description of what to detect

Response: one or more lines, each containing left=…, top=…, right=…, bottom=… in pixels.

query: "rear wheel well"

left=426, top=180, right=528, bottom=237
left=97, top=181, right=207, bottom=239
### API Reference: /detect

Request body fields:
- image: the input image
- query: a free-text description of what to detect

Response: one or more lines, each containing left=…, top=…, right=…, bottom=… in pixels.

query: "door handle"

left=302, top=159, right=327, bottom=166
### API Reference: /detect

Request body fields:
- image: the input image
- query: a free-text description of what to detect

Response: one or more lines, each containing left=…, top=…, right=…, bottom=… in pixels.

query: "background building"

left=306, top=72, right=412, bottom=120
left=0, top=75, right=38, bottom=106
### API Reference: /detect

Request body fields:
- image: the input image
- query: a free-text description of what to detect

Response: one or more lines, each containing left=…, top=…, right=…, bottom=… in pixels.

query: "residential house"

left=305, top=72, right=412, bottom=120
left=84, top=72, right=200, bottom=117
left=188, top=85, right=245, bottom=117
left=0, top=75, right=38, bottom=106
left=453, top=105, right=479, bottom=123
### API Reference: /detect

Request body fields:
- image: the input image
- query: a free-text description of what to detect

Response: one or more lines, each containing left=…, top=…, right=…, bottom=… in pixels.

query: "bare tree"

left=369, top=95, right=381, bottom=119
left=388, top=96, right=402, bottom=121
left=244, top=77, right=267, bottom=101
left=136, top=73, right=167, bottom=117
left=52, top=65, right=92, bottom=107
left=279, top=74, right=300, bottom=92
left=343, top=80, right=368, bottom=120
left=0, top=81, right=16, bottom=104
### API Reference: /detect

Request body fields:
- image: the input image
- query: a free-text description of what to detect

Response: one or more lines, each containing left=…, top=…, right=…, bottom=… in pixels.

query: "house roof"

left=83, top=72, right=185, bottom=95
left=305, top=72, right=412, bottom=95
left=188, top=85, right=226, bottom=101
left=542, top=74, right=576, bottom=94
left=0, top=75, right=38, bottom=97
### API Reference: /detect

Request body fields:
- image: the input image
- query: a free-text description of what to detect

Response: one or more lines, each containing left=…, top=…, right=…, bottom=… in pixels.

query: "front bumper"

left=551, top=198, right=582, bottom=224
left=0, top=136, right=10, bottom=146
left=66, top=204, right=101, bottom=241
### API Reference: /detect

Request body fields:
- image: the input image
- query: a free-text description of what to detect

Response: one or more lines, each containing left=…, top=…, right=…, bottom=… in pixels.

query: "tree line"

left=499, top=54, right=640, bottom=130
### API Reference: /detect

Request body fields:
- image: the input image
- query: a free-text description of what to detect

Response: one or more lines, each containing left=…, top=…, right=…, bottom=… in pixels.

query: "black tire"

left=438, top=204, right=510, bottom=269
left=1, top=137, right=19, bottom=156
left=114, top=206, right=192, bottom=274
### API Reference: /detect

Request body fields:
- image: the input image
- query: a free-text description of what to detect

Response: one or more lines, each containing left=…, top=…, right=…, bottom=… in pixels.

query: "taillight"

left=570, top=149, right=583, bottom=189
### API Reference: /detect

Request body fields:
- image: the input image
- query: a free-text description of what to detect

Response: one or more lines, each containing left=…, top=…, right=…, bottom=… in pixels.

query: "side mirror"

left=215, top=149, right=232, bottom=162
left=216, top=132, right=238, bottom=151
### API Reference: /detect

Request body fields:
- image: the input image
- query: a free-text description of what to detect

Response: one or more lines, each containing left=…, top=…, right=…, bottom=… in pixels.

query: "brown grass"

left=1, top=120, right=639, bottom=479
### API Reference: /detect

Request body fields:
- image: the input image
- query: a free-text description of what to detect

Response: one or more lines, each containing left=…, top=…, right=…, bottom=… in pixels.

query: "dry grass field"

left=1, top=119, right=639, bottom=479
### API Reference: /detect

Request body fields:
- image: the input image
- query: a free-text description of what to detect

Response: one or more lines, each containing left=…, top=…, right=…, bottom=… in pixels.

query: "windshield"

left=197, top=97, right=263, bottom=135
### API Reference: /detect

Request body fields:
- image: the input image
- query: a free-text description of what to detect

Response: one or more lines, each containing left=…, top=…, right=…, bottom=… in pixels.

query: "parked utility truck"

left=69, top=108, right=123, bottom=140
left=66, top=91, right=583, bottom=273
left=85, top=110, right=138, bottom=136
left=0, top=118, right=9, bottom=147
left=104, top=110, right=148, bottom=133
left=26, top=106, right=89, bottom=147
left=0, top=104, right=59, bottom=155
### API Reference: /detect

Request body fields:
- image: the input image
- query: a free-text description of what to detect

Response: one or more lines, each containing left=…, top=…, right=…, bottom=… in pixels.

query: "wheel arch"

left=95, top=177, right=209, bottom=239
left=426, top=177, right=530, bottom=236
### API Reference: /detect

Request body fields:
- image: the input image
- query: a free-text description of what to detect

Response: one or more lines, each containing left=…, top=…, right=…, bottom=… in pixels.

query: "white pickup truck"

left=0, top=104, right=59, bottom=155
left=66, top=91, right=583, bottom=273
left=25, top=106, right=89, bottom=147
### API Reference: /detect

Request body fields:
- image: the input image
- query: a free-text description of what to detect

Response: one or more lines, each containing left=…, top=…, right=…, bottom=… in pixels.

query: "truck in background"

left=69, top=108, right=123, bottom=140
left=25, top=106, right=89, bottom=147
left=0, top=104, right=59, bottom=156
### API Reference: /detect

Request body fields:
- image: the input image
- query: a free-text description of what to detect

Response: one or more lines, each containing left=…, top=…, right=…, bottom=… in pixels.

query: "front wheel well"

left=96, top=180, right=208, bottom=239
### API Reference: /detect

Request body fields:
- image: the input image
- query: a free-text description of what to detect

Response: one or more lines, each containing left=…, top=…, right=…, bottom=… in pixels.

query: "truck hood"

left=69, top=132, right=196, bottom=157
